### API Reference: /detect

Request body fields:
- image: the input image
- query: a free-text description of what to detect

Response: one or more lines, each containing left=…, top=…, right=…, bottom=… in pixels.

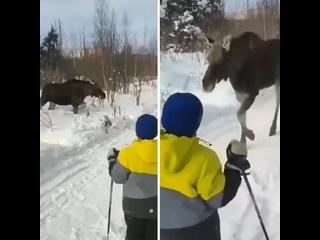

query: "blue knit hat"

left=135, top=114, right=158, bottom=140
left=161, top=92, right=203, bottom=137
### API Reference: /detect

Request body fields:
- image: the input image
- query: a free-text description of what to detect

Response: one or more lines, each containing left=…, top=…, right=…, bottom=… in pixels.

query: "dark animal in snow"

left=40, top=79, right=106, bottom=114
left=199, top=31, right=280, bottom=143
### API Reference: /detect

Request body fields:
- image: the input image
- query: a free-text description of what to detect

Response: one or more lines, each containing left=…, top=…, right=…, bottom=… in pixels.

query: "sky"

left=40, top=0, right=248, bottom=48
left=225, top=0, right=250, bottom=12
left=40, top=0, right=158, bottom=48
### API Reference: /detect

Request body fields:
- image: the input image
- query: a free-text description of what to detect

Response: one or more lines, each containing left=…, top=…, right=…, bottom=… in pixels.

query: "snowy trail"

left=40, top=135, right=127, bottom=240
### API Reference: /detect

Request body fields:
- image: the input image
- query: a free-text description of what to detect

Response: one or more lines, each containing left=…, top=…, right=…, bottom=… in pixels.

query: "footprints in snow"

left=40, top=167, right=104, bottom=222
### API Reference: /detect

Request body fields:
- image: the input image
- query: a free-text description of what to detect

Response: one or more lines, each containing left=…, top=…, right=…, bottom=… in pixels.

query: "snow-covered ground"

left=40, top=51, right=279, bottom=240
left=40, top=81, right=158, bottom=240
left=160, top=52, right=280, bottom=240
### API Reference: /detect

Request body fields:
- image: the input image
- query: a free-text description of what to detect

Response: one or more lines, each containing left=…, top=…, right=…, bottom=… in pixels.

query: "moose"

left=199, top=31, right=280, bottom=144
left=40, top=79, right=106, bottom=114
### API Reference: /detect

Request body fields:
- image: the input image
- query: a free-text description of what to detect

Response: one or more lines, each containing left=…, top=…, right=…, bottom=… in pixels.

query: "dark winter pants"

left=124, top=214, right=157, bottom=240
left=160, top=211, right=221, bottom=240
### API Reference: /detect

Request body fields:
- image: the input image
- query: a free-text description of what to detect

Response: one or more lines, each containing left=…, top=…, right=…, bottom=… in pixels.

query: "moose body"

left=200, top=31, right=280, bottom=143
left=40, top=79, right=106, bottom=114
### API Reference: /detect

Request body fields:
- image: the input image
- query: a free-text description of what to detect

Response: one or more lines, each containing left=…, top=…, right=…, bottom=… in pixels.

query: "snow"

left=40, top=51, right=280, bottom=240
left=40, top=81, right=158, bottom=240
left=160, top=52, right=280, bottom=240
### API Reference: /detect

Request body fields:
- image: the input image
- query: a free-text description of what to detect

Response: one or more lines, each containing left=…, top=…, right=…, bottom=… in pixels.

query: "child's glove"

left=108, top=148, right=119, bottom=162
left=107, top=148, right=120, bottom=175
left=225, top=140, right=250, bottom=173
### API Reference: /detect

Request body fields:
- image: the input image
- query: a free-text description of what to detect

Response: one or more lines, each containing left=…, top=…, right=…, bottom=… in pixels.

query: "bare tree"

left=144, top=19, right=148, bottom=49
left=133, top=32, right=138, bottom=54
left=81, top=27, right=87, bottom=75
left=41, top=3, right=158, bottom=101
left=93, top=0, right=109, bottom=95
left=132, top=77, right=142, bottom=106
left=58, top=18, right=64, bottom=55
left=69, top=32, right=80, bottom=71
left=138, top=20, right=148, bottom=54
left=122, top=11, right=131, bottom=94
left=108, top=8, right=120, bottom=106
left=78, top=29, right=83, bottom=57
left=256, top=0, right=280, bottom=38
left=107, top=8, right=117, bottom=65
left=70, top=33, right=78, bottom=54
left=148, top=29, right=157, bottom=54
left=56, top=18, right=65, bottom=82
left=133, top=34, right=138, bottom=78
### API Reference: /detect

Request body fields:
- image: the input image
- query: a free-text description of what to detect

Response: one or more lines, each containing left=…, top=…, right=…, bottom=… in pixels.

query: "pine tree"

left=161, top=0, right=202, bottom=51
left=161, top=0, right=225, bottom=52
left=40, top=25, right=60, bottom=71
left=200, top=0, right=225, bottom=34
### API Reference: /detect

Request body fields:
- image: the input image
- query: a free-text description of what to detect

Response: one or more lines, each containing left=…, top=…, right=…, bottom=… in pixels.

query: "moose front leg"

left=236, top=92, right=256, bottom=143
left=72, top=104, right=79, bottom=114
left=71, top=89, right=84, bottom=115
left=72, top=97, right=81, bottom=115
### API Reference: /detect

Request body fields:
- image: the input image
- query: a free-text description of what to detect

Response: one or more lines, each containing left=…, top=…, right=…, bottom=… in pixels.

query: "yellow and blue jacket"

left=111, top=139, right=158, bottom=219
left=160, top=130, right=228, bottom=231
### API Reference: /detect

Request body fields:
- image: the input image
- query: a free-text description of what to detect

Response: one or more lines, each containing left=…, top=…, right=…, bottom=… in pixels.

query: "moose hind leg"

left=236, top=92, right=256, bottom=143
left=48, top=102, right=56, bottom=110
left=40, top=96, right=48, bottom=110
left=269, top=83, right=280, bottom=136
left=40, top=100, right=46, bottom=110
left=72, top=104, right=79, bottom=114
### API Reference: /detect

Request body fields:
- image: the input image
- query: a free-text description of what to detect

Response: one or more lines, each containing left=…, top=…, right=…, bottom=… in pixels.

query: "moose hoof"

left=269, top=128, right=276, bottom=136
left=245, top=129, right=255, bottom=141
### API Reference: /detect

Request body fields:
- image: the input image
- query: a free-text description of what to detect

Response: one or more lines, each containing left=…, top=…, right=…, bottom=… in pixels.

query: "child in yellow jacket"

left=160, top=92, right=250, bottom=240
left=108, top=114, right=158, bottom=240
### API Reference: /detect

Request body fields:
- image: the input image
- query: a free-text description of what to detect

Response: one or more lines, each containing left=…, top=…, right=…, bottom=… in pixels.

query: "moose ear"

left=222, top=34, right=232, bottom=51
left=198, top=34, right=215, bottom=45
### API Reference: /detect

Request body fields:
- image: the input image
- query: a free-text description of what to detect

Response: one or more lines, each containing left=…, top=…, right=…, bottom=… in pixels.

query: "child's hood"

left=132, top=139, right=158, bottom=163
left=160, top=132, right=199, bottom=174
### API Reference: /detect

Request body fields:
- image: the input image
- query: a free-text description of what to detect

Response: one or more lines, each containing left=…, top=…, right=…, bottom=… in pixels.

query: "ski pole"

left=106, top=179, right=114, bottom=240
left=242, top=171, right=270, bottom=240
